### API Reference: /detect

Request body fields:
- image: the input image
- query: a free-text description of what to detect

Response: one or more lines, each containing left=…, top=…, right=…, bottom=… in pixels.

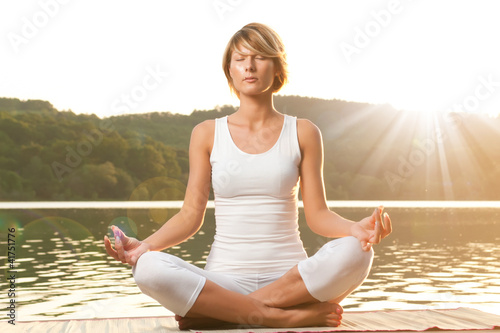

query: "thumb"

left=360, top=239, right=372, bottom=252
left=112, top=226, right=128, bottom=242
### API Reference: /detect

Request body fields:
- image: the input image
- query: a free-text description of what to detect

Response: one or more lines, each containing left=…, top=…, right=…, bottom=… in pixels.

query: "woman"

left=104, top=22, right=392, bottom=329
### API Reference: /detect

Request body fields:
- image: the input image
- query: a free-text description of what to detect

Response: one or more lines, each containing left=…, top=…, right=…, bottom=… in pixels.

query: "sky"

left=1, top=0, right=500, bottom=118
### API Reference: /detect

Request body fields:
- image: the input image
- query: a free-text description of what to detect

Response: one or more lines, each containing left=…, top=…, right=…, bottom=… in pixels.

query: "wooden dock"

left=6, top=307, right=500, bottom=333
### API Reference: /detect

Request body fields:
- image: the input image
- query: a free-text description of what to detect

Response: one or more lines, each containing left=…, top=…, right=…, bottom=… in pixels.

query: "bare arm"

left=104, top=120, right=214, bottom=263
left=298, top=119, right=354, bottom=237
left=297, top=119, right=392, bottom=250
left=142, top=120, right=214, bottom=250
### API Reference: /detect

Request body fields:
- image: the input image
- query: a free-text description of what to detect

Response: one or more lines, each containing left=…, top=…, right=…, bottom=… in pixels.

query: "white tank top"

left=206, top=114, right=308, bottom=274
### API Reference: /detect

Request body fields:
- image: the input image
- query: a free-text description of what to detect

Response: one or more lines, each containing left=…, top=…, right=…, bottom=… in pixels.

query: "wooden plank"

left=6, top=308, right=500, bottom=333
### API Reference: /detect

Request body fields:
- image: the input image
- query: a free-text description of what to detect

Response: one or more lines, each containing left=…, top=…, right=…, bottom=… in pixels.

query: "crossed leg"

left=174, top=237, right=373, bottom=329
left=134, top=237, right=372, bottom=329
left=176, top=268, right=343, bottom=329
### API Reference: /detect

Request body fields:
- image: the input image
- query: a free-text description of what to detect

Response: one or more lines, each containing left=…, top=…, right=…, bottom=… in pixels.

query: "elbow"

left=178, top=207, right=205, bottom=236
left=306, top=220, right=328, bottom=237
left=304, top=207, right=331, bottom=237
left=304, top=211, right=321, bottom=235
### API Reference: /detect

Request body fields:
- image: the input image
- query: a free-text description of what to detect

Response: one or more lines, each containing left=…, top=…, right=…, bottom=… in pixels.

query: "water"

left=1, top=202, right=499, bottom=321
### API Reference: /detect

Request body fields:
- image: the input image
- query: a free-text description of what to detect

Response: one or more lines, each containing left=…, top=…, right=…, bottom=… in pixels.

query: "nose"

left=244, top=58, right=255, bottom=72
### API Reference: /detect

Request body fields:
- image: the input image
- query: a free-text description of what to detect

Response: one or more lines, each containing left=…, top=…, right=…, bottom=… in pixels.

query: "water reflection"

left=0, top=207, right=499, bottom=320
left=348, top=241, right=500, bottom=314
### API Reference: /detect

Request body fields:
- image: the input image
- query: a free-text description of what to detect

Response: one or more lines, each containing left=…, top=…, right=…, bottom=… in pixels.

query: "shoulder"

left=297, top=118, right=322, bottom=150
left=297, top=118, right=320, bottom=134
left=190, top=119, right=215, bottom=152
left=192, top=119, right=215, bottom=137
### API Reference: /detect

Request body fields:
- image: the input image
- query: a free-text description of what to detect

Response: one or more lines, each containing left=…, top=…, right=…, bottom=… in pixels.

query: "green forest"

left=1, top=96, right=499, bottom=201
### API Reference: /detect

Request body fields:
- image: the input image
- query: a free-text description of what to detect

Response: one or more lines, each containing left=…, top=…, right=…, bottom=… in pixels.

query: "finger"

left=114, top=235, right=128, bottom=263
left=376, top=206, right=384, bottom=239
left=378, top=206, right=386, bottom=229
left=104, top=235, right=117, bottom=258
left=117, top=226, right=127, bottom=238
left=360, top=239, right=372, bottom=252
left=103, top=235, right=119, bottom=261
left=371, top=209, right=382, bottom=244
left=112, top=225, right=124, bottom=240
left=113, top=225, right=133, bottom=247
left=383, top=212, right=392, bottom=237
left=369, top=226, right=381, bottom=245
left=371, top=207, right=379, bottom=225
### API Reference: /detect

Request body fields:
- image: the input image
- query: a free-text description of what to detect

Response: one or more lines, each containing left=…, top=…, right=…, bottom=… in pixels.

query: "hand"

left=104, top=225, right=150, bottom=266
left=351, top=206, right=392, bottom=251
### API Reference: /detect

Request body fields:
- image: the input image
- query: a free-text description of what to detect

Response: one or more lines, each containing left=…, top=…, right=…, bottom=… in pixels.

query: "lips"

left=244, top=76, right=257, bottom=82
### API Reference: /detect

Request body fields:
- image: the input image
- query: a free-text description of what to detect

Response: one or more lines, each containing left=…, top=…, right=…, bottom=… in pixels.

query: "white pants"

left=133, top=236, right=374, bottom=316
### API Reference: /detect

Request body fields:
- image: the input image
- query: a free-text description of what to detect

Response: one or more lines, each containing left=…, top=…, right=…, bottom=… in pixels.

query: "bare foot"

left=278, top=302, right=343, bottom=327
left=175, top=314, right=232, bottom=330
left=175, top=302, right=343, bottom=329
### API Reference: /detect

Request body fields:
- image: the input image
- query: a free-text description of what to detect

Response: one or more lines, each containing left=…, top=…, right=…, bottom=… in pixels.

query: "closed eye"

left=233, top=55, right=267, bottom=61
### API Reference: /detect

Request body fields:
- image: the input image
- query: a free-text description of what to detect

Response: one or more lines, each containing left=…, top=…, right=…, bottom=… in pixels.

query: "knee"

left=343, top=236, right=373, bottom=260
left=318, top=236, right=373, bottom=279
left=338, top=236, right=374, bottom=272
left=299, top=237, right=374, bottom=302
left=133, top=251, right=164, bottom=291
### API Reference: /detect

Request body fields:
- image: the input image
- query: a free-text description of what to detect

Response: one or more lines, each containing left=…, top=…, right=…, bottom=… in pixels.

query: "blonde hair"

left=222, top=23, right=288, bottom=98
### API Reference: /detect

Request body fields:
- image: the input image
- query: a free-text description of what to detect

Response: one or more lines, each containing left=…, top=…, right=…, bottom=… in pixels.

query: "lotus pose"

left=104, top=22, right=392, bottom=329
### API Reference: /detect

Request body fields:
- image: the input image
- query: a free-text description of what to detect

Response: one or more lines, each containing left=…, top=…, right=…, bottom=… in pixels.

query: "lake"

left=1, top=201, right=499, bottom=321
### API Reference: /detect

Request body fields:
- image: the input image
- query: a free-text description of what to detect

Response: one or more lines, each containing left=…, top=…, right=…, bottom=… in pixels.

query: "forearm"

left=143, top=208, right=204, bottom=251
left=306, top=208, right=355, bottom=238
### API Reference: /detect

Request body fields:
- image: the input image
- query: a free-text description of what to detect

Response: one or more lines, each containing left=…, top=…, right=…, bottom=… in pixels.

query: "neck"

left=236, top=91, right=277, bottom=123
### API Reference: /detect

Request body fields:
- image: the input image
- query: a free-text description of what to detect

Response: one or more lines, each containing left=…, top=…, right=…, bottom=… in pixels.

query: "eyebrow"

left=232, top=51, right=265, bottom=58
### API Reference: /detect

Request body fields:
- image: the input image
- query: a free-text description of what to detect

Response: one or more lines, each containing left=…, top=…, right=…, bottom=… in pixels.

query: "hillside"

left=1, top=96, right=499, bottom=201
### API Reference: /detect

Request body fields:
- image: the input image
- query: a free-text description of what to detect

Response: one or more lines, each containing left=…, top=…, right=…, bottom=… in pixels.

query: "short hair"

left=222, top=23, right=289, bottom=98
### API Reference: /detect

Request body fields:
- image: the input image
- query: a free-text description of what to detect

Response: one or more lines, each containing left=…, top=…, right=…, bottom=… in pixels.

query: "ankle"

left=262, top=306, right=291, bottom=328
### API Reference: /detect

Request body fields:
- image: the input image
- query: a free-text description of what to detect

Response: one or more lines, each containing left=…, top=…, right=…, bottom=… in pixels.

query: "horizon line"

left=2, top=95, right=498, bottom=119
left=1, top=200, right=500, bottom=210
